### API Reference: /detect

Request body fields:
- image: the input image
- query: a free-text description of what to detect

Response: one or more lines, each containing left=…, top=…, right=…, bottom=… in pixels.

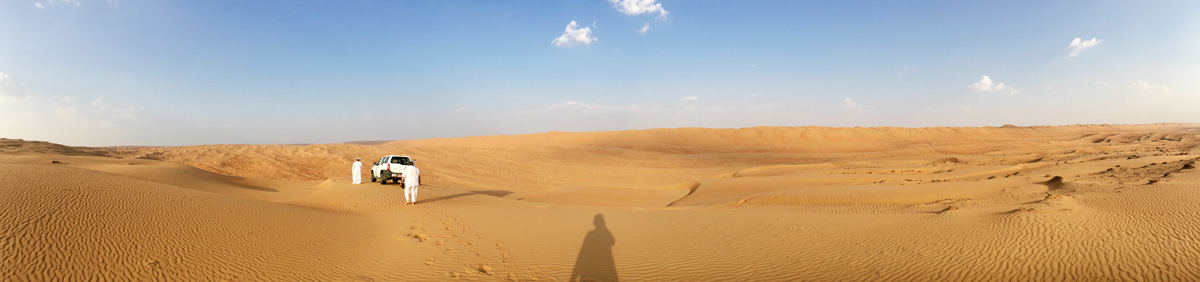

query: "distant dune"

left=5, top=124, right=1200, bottom=280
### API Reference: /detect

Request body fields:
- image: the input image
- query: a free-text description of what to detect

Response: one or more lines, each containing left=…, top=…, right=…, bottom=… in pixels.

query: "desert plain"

left=4, top=124, right=1200, bottom=281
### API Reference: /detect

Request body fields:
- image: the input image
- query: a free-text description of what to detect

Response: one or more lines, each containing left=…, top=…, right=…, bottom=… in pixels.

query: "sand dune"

left=5, top=124, right=1200, bottom=280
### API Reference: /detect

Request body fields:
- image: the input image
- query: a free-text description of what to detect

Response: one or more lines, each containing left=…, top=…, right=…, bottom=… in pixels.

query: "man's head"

left=356, top=158, right=360, bottom=161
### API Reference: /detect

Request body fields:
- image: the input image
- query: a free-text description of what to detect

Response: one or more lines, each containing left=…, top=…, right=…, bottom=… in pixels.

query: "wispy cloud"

left=35, top=0, right=81, bottom=9
left=55, top=106, right=79, bottom=117
left=967, top=75, right=1020, bottom=95
left=551, top=21, right=598, bottom=48
left=947, top=105, right=976, bottom=113
left=1125, top=80, right=1172, bottom=97
left=0, top=73, right=30, bottom=102
left=545, top=101, right=639, bottom=113
left=609, top=0, right=669, bottom=21
left=1067, top=37, right=1101, bottom=57
left=638, top=23, right=650, bottom=35
left=843, top=97, right=857, bottom=108
left=90, top=98, right=142, bottom=118
left=680, top=96, right=698, bottom=101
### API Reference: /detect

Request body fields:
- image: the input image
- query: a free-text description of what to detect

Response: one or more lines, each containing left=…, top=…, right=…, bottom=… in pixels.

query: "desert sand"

left=4, top=124, right=1200, bottom=281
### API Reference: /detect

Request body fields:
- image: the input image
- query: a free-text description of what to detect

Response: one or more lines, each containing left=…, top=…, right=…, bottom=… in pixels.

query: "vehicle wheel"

left=380, top=171, right=390, bottom=185
left=371, top=174, right=377, bottom=182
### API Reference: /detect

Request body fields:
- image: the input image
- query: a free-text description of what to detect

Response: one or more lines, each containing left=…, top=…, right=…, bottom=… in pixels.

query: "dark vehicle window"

left=391, top=157, right=404, bottom=164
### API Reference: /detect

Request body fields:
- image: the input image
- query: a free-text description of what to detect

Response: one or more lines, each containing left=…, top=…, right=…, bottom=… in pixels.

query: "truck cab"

left=371, top=155, right=414, bottom=185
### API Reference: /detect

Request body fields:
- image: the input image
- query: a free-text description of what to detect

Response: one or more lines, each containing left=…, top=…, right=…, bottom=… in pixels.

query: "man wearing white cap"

left=351, top=158, right=363, bottom=184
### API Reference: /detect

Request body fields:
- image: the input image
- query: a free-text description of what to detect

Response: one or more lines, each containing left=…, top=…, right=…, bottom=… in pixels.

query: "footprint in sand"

left=479, top=264, right=496, bottom=275
left=408, top=232, right=429, bottom=242
left=1010, top=207, right=1036, bottom=213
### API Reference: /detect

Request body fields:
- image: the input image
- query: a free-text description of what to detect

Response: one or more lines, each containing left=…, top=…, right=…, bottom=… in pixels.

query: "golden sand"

left=4, top=124, right=1200, bottom=280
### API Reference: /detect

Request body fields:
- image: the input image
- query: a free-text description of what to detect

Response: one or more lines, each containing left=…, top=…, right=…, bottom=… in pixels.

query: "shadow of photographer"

left=569, top=214, right=618, bottom=282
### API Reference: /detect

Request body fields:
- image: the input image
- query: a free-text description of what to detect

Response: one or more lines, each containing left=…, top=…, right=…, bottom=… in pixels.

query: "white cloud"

left=1125, top=80, right=1173, bottom=97
left=90, top=98, right=142, bottom=118
left=551, top=21, right=598, bottom=48
left=609, top=0, right=670, bottom=21
left=35, top=0, right=81, bottom=8
left=0, top=73, right=30, bottom=102
left=843, top=97, right=857, bottom=108
left=967, top=76, right=1005, bottom=91
left=454, top=107, right=469, bottom=113
left=638, top=23, right=650, bottom=34
left=967, top=75, right=1020, bottom=95
left=681, top=96, right=698, bottom=101
left=1067, top=37, right=1101, bottom=57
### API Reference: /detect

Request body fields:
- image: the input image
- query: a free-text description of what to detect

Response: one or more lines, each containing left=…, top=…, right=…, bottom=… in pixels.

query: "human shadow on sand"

left=570, top=214, right=618, bottom=282
left=419, top=190, right=512, bottom=204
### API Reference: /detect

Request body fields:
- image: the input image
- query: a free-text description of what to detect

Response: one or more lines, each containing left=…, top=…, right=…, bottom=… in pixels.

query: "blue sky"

left=2, top=0, right=1197, bottom=146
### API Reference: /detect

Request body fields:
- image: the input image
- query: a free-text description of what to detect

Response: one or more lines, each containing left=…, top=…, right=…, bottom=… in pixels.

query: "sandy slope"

left=4, top=124, right=1200, bottom=281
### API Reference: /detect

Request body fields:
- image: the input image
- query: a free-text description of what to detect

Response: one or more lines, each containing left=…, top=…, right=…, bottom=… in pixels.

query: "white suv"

left=372, top=155, right=414, bottom=186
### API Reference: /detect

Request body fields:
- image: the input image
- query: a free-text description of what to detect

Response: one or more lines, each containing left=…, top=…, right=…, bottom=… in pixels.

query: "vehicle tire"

left=371, top=173, right=377, bottom=182
left=380, top=171, right=390, bottom=185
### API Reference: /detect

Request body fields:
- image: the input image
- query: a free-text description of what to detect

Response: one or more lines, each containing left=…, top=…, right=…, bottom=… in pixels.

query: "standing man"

left=351, top=158, right=363, bottom=184
left=401, top=160, right=421, bottom=204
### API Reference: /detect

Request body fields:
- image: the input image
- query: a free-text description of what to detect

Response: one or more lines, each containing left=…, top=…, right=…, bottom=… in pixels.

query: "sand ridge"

left=5, top=124, right=1200, bottom=280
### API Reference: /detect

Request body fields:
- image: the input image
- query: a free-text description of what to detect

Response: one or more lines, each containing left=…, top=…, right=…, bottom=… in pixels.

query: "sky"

left=1, top=0, right=1198, bottom=146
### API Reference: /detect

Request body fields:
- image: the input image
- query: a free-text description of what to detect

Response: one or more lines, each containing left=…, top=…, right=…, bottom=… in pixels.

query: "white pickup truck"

left=372, top=155, right=415, bottom=186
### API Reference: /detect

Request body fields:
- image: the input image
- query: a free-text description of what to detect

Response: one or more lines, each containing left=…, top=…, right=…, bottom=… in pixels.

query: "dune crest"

left=6, top=124, right=1200, bottom=280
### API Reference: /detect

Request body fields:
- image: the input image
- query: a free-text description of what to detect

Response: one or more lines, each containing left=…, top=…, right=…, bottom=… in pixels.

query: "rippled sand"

left=4, top=124, right=1200, bottom=281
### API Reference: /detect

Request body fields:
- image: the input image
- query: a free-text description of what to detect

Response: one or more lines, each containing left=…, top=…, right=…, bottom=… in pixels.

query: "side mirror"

left=373, top=162, right=377, bottom=165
